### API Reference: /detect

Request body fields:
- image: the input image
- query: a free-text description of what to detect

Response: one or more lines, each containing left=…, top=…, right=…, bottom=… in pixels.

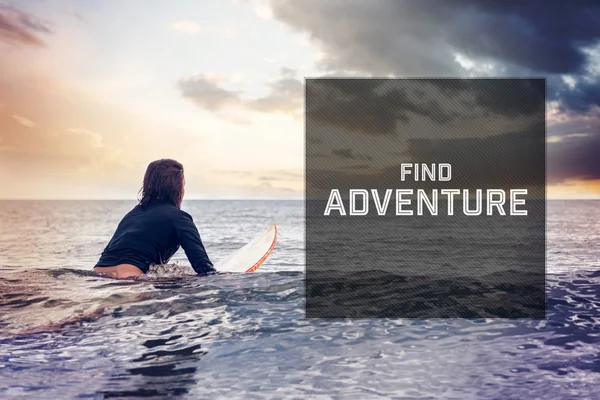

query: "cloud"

left=307, top=79, right=444, bottom=136
left=12, top=114, right=37, bottom=127
left=214, top=169, right=302, bottom=193
left=544, top=107, right=600, bottom=183
left=0, top=4, right=52, bottom=47
left=68, top=128, right=104, bottom=148
left=213, top=26, right=237, bottom=38
left=548, top=131, right=600, bottom=183
left=1, top=111, right=120, bottom=172
left=551, top=73, right=600, bottom=114
left=0, top=70, right=213, bottom=199
left=216, top=168, right=302, bottom=181
left=74, top=12, right=87, bottom=24
left=547, top=107, right=600, bottom=174
left=177, top=73, right=242, bottom=111
left=307, top=80, right=600, bottom=190
left=178, top=67, right=303, bottom=119
left=307, top=129, right=546, bottom=200
left=171, top=21, right=202, bottom=34
left=331, top=148, right=371, bottom=161
left=254, top=180, right=296, bottom=193
left=208, top=168, right=302, bottom=198
left=171, top=21, right=245, bottom=38
left=307, top=79, right=544, bottom=136
left=252, top=0, right=274, bottom=19
left=547, top=133, right=589, bottom=143
left=270, top=0, right=600, bottom=113
left=247, top=68, right=303, bottom=114
left=213, top=170, right=254, bottom=178
left=306, top=79, right=547, bottom=197
left=269, top=1, right=598, bottom=191
left=272, top=0, right=600, bottom=75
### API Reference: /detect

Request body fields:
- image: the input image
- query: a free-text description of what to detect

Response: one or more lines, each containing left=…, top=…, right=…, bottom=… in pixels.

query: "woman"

left=94, top=159, right=215, bottom=278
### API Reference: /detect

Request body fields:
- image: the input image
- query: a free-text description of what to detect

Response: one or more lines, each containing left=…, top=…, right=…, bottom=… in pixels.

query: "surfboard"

left=214, top=224, right=277, bottom=273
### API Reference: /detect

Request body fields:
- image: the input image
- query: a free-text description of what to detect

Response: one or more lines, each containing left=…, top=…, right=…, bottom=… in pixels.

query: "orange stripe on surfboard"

left=245, top=224, right=277, bottom=273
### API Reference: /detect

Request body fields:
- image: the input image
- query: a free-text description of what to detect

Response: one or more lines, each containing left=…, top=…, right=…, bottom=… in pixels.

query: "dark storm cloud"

left=272, top=0, right=600, bottom=74
left=307, top=128, right=546, bottom=198
left=331, top=148, right=372, bottom=161
left=428, top=0, right=599, bottom=74
left=306, top=79, right=454, bottom=136
left=404, top=126, right=545, bottom=189
left=306, top=79, right=395, bottom=136
left=551, top=78, right=600, bottom=114
left=271, top=0, right=600, bottom=113
left=427, top=79, right=546, bottom=118
left=280, top=0, right=600, bottom=185
left=331, top=148, right=354, bottom=159
left=307, top=79, right=544, bottom=136
left=0, top=4, right=52, bottom=47
left=547, top=132, right=600, bottom=183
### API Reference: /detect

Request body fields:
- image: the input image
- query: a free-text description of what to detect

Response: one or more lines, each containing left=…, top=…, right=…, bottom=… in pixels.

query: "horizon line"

left=0, top=197, right=305, bottom=201
left=0, top=197, right=598, bottom=201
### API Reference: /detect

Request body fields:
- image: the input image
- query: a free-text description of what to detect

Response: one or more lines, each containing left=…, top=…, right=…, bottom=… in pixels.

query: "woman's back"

left=94, top=159, right=214, bottom=278
left=97, top=200, right=179, bottom=271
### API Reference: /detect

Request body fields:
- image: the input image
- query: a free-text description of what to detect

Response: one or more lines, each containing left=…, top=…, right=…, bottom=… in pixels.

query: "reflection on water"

left=1, top=268, right=600, bottom=398
left=0, top=269, right=306, bottom=398
left=0, top=200, right=600, bottom=398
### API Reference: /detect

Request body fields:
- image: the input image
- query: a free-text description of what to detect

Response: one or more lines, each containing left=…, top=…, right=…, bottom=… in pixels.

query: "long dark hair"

left=138, top=159, right=185, bottom=208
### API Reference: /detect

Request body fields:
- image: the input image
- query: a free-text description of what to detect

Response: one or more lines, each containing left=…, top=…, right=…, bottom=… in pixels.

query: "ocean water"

left=0, top=199, right=599, bottom=399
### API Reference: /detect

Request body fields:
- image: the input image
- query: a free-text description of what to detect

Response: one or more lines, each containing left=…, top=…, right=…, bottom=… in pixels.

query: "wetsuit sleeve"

left=175, top=211, right=215, bottom=275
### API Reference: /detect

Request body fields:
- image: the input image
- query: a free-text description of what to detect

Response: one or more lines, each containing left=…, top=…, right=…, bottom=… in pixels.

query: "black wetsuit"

left=95, top=199, right=215, bottom=275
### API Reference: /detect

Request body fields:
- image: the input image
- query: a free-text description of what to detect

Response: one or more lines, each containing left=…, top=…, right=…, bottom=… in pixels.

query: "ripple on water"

left=1, top=269, right=600, bottom=398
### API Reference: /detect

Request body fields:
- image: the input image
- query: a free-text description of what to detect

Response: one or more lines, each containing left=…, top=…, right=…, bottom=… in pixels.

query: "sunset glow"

left=1, top=1, right=599, bottom=199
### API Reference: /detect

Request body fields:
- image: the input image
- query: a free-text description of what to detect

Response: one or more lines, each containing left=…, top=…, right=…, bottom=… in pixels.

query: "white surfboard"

left=214, top=224, right=277, bottom=273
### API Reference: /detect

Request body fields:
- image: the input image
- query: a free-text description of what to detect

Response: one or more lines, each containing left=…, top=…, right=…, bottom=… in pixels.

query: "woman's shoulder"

left=175, top=208, right=195, bottom=222
left=152, top=203, right=194, bottom=221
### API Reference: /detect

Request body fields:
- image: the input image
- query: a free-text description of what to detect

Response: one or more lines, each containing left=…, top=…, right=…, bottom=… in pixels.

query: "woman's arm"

left=175, top=211, right=216, bottom=275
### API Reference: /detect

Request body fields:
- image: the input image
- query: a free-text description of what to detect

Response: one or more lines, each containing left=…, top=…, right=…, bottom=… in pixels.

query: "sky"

left=305, top=79, right=547, bottom=200
left=1, top=0, right=600, bottom=199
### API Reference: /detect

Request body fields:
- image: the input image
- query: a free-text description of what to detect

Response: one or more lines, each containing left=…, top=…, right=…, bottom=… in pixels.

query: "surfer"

left=93, top=159, right=215, bottom=278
